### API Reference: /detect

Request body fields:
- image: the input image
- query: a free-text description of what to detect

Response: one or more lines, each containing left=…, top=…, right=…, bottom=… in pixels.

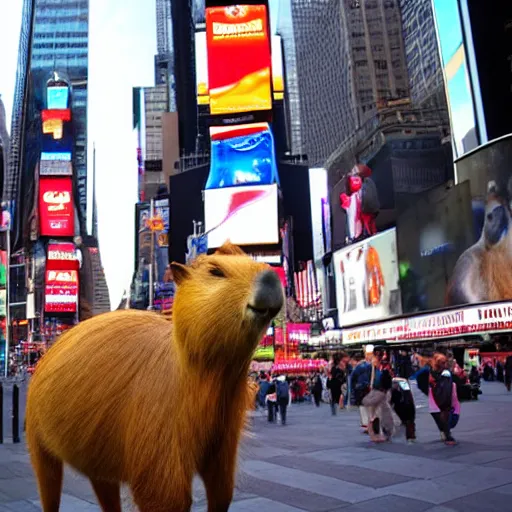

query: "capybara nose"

left=248, top=270, right=284, bottom=319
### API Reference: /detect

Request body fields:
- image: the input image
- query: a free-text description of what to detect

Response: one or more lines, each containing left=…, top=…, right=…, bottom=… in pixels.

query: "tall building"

left=275, top=0, right=304, bottom=157
left=0, top=97, right=9, bottom=196
left=5, top=0, right=35, bottom=218
left=31, top=0, right=90, bottom=225
left=155, top=0, right=176, bottom=111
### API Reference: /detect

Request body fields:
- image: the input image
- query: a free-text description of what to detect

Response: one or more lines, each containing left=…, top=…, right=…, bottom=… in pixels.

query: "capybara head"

left=171, top=242, right=284, bottom=368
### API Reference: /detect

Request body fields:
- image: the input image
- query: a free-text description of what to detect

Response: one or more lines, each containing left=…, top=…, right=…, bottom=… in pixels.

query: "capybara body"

left=26, top=243, right=284, bottom=512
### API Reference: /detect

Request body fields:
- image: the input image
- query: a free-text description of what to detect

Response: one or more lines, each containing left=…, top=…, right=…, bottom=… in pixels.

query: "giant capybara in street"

left=26, top=242, right=284, bottom=512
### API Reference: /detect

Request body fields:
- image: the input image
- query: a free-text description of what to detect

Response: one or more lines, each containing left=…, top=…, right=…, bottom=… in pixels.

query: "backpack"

left=431, top=371, right=453, bottom=411
left=276, top=381, right=290, bottom=401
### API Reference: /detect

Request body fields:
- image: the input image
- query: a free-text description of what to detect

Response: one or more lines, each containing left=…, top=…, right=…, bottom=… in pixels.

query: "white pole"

left=149, top=198, right=155, bottom=310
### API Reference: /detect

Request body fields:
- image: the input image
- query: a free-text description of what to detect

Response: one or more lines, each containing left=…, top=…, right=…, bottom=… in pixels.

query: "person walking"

left=428, top=354, right=458, bottom=446
left=276, top=375, right=291, bottom=425
left=505, top=356, right=512, bottom=392
left=327, top=360, right=344, bottom=416
left=352, top=345, right=379, bottom=433
left=312, top=371, right=323, bottom=407
left=266, top=377, right=278, bottom=423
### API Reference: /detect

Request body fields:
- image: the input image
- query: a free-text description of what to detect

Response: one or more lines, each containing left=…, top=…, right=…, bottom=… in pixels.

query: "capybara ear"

left=215, top=241, right=245, bottom=256
left=170, top=262, right=191, bottom=285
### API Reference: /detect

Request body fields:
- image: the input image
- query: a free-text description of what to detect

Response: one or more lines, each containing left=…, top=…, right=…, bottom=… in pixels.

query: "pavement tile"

left=484, top=457, right=512, bottom=470
left=241, top=460, right=385, bottom=504
left=0, top=478, right=39, bottom=501
left=430, top=465, right=512, bottom=492
left=328, top=494, right=432, bottom=512
left=238, top=474, right=350, bottom=511
left=443, top=490, right=512, bottom=512
left=381, top=478, right=476, bottom=505
left=268, top=455, right=415, bottom=488
left=0, top=501, right=40, bottom=511
left=493, top=482, right=512, bottom=495
left=446, top=450, right=512, bottom=465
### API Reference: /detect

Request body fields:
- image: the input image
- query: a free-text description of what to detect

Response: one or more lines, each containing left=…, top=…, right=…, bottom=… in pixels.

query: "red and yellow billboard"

left=206, top=5, right=272, bottom=115
left=39, top=177, right=75, bottom=237
left=45, top=270, right=79, bottom=314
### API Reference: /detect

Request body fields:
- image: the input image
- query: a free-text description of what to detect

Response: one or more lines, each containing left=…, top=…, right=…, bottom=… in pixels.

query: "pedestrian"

left=505, top=356, right=512, bottom=392
left=391, top=377, right=417, bottom=443
left=258, top=373, right=270, bottom=408
left=312, top=371, right=323, bottom=407
left=327, top=360, right=343, bottom=416
left=276, top=375, right=291, bottom=425
left=266, top=377, right=278, bottom=423
left=352, top=345, right=380, bottom=433
left=429, top=353, right=458, bottom=446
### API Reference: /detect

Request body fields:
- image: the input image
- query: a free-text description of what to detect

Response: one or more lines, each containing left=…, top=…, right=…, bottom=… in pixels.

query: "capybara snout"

left=248, top=269, right=284, bottom=320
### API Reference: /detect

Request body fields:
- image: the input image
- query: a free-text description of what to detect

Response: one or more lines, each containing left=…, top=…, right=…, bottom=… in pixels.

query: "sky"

left=0, top=0, right=157, bottom=308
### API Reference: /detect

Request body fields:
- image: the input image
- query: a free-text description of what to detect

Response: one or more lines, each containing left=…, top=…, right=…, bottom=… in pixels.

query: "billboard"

left=45, top=270, right=79, bottom=314
left=205, top=5, right=272, bottom=115
left=396, top=181, right=474, bottom=314
left=47, top=86, right=69, bottom=110
left=196, top=30, right=283, bottom=106
left=39, top=160, right=73, bottom=176
left=333, top=228, right=402, bottom=327
left=204, top=184, right=279, bottom=248
left=39, top=177, right=75, bottom=237
left=206, top=123, right=279, bottom=189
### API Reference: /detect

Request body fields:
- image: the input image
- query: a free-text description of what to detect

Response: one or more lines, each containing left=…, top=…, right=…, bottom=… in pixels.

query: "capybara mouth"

left=247, top=304, right=280, bottom=320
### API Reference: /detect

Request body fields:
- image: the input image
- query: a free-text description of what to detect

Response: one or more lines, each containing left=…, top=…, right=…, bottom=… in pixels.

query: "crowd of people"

left=252, top=345, right=501, bottom=446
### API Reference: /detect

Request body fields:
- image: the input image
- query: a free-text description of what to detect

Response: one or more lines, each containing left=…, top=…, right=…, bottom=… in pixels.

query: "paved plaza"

left=0, top=382, right=511, bottom=511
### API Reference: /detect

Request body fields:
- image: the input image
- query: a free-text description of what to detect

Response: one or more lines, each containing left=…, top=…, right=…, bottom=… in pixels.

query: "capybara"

left=26, top=242, right=284, bottom=512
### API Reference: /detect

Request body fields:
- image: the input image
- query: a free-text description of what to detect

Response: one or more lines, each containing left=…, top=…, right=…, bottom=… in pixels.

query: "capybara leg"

left=29, top=438, right=63, bottom=512
left=90, top=479, right=121, bottom=512
left=201, top=451, right=236, bottom=512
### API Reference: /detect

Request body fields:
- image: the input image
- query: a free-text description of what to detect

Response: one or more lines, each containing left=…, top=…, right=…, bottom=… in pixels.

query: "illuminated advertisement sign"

left=47, top=86, right=69, bottom=110
left=196, top=30, right=283, bottom=105
left=47, top=242, right=79, bottom=271
left=205, top=5, right=272, bottom=115
left=41, top=109, right=71, bottom=123
left=39, top=160, right=73, bottom=176
left=333, top=228, right=402, bottom=327
left=204, top=184, right=279, bottom=248
left=41, top=152, right=71, bottom=162
left=45, top=270, right=78, bottom=314
left=206, top=123, right=279, bottom=189
left=39, top=177, right=75, bottom=237
left=342, top=301, right=512, bottom=345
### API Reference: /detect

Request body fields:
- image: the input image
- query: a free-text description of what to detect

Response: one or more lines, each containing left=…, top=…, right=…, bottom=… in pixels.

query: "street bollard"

left=12, top=385, right=20, bottom=444
left=0, top=383, right=3, bottom=444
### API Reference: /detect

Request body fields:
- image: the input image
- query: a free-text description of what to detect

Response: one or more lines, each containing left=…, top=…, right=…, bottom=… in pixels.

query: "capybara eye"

left=209, top=266, right=225, bottom=278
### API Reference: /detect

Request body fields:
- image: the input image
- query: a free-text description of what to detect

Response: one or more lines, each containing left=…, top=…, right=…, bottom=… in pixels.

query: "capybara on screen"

left=25, top=242, right=284, bottom=512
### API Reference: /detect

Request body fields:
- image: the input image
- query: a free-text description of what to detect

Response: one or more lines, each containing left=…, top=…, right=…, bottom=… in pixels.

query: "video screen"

left=333, top=228, right=402, bottom=327
left=206, top=123, right=279, bottom=189
left=204, top=184, right=279, bottom=248
left=47, top=86, right=69, bottom=110
left=39, top=177, right=75, bottom=237
left=205, top=5, right=272, bottom=115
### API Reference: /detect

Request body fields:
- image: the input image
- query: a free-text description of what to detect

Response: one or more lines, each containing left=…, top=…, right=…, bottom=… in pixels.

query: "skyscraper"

left=31, top=0, right=90, bottom=224
left=0, top=97, right=9, bottom=197
left=155, top=0, right=176, bottom=111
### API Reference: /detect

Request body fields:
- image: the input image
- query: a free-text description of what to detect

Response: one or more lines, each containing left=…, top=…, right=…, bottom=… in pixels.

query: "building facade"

left=31, top=0, right=90, bottom=224
left=0, top=97, right=9, bottom=197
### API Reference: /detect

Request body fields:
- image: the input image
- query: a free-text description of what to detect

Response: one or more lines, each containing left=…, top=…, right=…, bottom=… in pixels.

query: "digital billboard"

left=45, top=270, right=78, bottom=314
left=39, top=177, right=75, bottom=237
left=206, top=123, right=279, bottom=189
left=333, top=228, right=402, bottom=327
left=47, top=86, right=69, bottom=110
left=204, top=184, right=279, bottom=248
left=205, top=5, right=272, bottom=115
left=196, top=30, right=284, bottom=105
left=39, top=160, right=73, bottom=176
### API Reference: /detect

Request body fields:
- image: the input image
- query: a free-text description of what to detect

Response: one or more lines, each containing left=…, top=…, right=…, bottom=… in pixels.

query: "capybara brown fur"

left=25, top=242, right=284, bottom=512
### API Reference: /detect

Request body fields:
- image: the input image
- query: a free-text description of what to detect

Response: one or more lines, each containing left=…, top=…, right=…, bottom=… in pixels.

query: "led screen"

left=39, top=177, right=75, bottom=237
left=196, top=30, right=283, bottom=105
left=41, top=152, right=72, bottom=162
left=206, top=122, right=279, bottom=189
left=204, top=184, right=279, bottom=248
left=333, top=228, right=402, bottom=327
left=45, top=270, right=78, bottom=313
left=205, top=5, right=272, bottom=115
left=47, top=86, right=69, bottom=110
left=39, top=160, right=73, bottom=176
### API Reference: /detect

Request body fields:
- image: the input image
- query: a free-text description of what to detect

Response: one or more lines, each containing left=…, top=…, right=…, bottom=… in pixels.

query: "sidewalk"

left=0, top=381, right=511, bottom=511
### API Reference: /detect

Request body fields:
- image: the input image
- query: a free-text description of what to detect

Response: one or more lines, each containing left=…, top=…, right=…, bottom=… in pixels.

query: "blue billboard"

left=206, top=122, right=279, bottom=190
